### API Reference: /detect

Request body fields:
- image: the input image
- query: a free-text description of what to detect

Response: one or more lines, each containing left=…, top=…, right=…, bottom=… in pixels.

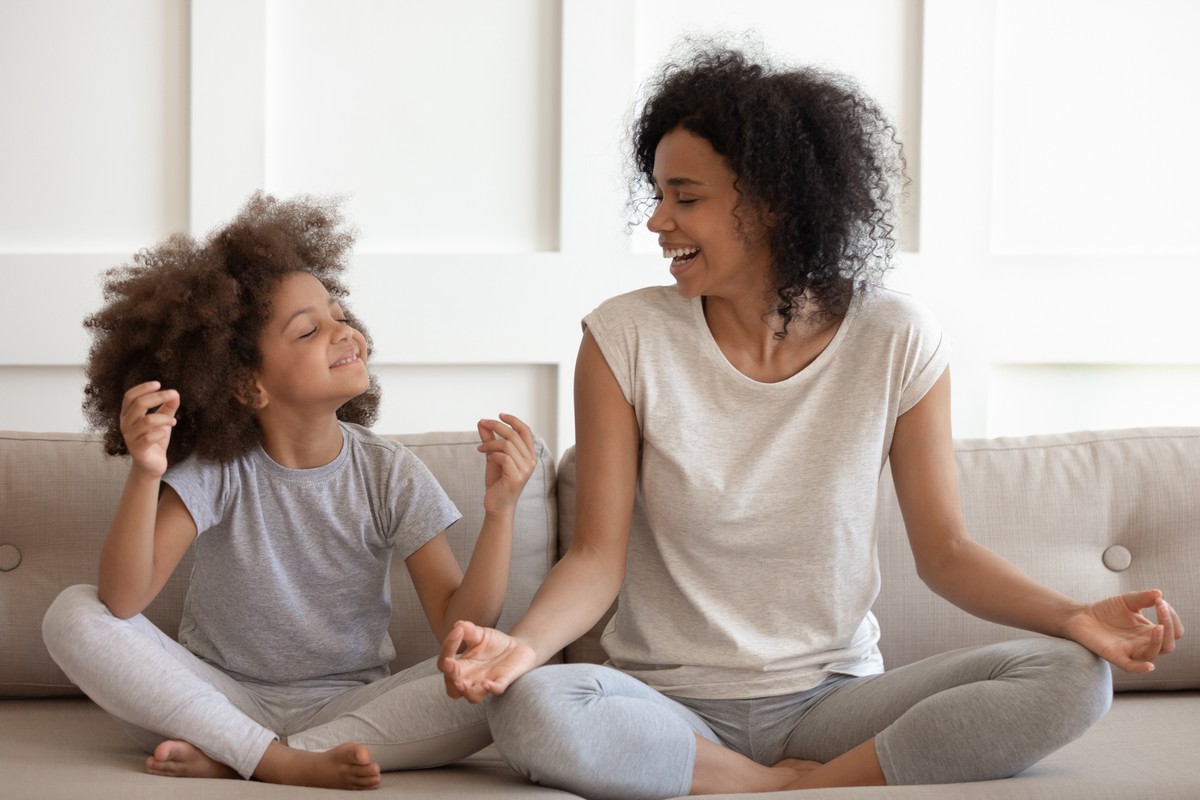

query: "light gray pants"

left=487, top=638, right=1113, bottom=800
left=41, top=585, right=490, bottom=779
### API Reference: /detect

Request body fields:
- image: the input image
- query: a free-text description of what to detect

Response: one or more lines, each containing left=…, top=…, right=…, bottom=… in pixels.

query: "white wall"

left=2, top=0, right=1197, bottom=458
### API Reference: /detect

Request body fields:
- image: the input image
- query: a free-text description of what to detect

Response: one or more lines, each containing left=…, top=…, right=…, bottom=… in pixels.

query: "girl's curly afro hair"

left=83, top=192, right=380, bottom=466
left=631, top=40, right=906, bottom=331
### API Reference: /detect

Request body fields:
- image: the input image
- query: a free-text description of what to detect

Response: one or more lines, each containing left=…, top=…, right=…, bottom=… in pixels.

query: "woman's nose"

left=647, top=202, right=673, bottom=233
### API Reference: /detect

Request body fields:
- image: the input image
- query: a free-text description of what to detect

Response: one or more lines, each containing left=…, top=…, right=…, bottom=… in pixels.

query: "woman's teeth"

left=665, top=247, right=699, bottom=263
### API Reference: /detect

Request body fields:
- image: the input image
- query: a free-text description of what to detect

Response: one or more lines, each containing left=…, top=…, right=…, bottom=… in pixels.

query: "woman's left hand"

left=1065, top=590, right=1184, bottom=673
left=476, top=413, right=537, bottom=515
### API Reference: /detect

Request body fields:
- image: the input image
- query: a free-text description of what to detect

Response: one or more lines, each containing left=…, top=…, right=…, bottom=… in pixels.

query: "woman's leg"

left=41, top=584, right=275, bottom=779
left=485, top=663, right=721, bottom=800
left=284, top=657, right=492, bottom=770
left=784, top=638, right=1113, bottom=785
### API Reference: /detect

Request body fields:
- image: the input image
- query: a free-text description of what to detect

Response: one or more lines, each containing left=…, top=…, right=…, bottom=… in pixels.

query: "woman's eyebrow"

left=653, top=176, right=706, bottom=189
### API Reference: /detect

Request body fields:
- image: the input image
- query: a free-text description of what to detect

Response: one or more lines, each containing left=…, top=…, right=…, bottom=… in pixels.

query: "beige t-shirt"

left=583, top=285, right=949, bottom=699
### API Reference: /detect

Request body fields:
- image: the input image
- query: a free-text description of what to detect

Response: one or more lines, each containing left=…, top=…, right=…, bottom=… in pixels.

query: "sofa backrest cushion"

left=557, top=428, right=1199, bottom=692
left=874, top=427, right=1199, bottom=692
left=0, top=430, right=557, bottom=698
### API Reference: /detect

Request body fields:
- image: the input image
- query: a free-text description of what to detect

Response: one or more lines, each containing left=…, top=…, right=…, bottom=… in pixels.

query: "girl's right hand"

left=439, top=620, right=539, bottom=703
left=119, top=381, right=180, bottom=478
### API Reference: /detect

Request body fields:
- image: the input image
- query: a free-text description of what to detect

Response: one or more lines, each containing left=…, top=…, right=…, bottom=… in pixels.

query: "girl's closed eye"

left=300, top=326, right=318, bottom=339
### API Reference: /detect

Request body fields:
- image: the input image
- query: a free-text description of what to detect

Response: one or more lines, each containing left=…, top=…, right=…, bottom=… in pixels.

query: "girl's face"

left=252, top=271, right=370, bottom=415
left=647, top=127, right=774, bottom=301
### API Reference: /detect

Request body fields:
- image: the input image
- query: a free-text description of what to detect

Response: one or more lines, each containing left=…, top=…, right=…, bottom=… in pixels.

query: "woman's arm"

left=97, top=382, right=197, bottom=618
left=440, top=331, right=640, bottom=701
left=890, top=368, right=1182, bottom=671
left=407, top=414, right=537, bottom=640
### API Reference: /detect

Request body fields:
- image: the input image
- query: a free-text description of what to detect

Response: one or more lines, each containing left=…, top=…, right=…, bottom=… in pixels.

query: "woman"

left=439, top=43, right=1183, bottom=799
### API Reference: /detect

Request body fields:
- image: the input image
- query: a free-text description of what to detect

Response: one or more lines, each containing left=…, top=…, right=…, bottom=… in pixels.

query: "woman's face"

left=646, top=127, right=773, bottom=301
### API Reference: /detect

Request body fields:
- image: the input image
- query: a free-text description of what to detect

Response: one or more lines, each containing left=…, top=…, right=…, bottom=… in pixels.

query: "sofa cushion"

left=874, top=427, right=1199, bottom=691
left=0, top=430, right=556, bottom=697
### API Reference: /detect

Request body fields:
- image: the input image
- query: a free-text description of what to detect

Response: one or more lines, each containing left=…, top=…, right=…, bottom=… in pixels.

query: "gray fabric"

left=164, top=422, right=461, bottom=684
left=582, top=286, right=950, bottom=699
left=42, top=585, right=491, bottom=779
left=488, top=639, right=1111, bottom=799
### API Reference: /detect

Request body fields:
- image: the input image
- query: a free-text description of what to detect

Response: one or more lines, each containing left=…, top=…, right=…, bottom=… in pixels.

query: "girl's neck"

left=257, top=410, right=346, bottom=469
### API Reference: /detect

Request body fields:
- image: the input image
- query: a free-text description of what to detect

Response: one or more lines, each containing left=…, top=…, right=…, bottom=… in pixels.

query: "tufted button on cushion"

left=1102, top=544, right=1132, bottom=572
left=0, top=544, right=20, bottom=572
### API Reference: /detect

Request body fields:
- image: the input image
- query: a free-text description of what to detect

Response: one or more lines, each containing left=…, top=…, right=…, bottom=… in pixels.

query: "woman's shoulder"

left=588, top=285, right=689, bottom=327
left=854, top=286, right=942, bottom=335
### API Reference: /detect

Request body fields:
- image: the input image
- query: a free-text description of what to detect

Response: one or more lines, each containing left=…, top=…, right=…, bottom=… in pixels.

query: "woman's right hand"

left=439, top=620, right=539, bottom=703
left=119, top=381, right=180, bottom=478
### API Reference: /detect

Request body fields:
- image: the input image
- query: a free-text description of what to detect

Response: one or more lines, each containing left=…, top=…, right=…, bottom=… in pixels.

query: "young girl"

left=439, top=42, right=1184, bottom=798
left=42, top=192, right=537, bottom=790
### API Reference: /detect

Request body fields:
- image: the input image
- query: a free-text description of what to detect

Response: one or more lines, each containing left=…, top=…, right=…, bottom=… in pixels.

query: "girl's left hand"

left=1065, top=590, right=1184, bottom=673
left=476, top=414, right=536, bottom=515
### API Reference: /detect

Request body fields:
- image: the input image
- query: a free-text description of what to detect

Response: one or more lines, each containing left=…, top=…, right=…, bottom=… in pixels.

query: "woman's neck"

left=703, top=293, right=842, bottom=384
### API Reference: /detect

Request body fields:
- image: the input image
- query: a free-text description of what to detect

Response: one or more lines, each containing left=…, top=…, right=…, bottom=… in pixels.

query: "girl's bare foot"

left=146, top=740, right=238, bottom=779
left=254, top=740, right=381, bottom=790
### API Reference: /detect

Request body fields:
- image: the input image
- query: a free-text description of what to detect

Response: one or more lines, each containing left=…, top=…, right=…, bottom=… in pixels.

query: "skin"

left=98, top=271, right=539, bottom=789
left=439, top=127, right=1184, bottom=794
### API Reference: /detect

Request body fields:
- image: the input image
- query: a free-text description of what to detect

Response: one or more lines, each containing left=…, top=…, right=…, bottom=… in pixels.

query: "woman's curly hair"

left=631, top=40, right=907, bottom=332
left=83, top=192, right=380, bottom=465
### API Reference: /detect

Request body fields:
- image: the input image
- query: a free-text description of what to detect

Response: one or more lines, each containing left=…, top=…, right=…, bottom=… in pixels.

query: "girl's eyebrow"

left=279, top=298, right=340, bottom=332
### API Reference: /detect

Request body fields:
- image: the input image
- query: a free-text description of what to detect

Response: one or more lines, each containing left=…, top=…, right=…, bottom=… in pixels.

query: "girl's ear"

left=234, top=372, right=267, bottom=409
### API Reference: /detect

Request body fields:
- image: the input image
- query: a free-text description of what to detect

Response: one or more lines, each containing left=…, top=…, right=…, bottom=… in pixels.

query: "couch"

left=1, top=427, right=1197, bottom=799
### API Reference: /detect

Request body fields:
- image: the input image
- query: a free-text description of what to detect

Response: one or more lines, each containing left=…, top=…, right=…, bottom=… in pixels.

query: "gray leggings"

left=41, top=585, right=490, bottom=779
left=488, top=638, right=1113, bottom=800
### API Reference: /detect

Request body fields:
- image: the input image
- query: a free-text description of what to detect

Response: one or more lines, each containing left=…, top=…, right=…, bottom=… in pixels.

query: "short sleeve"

left=895, top=297, right=951, bottom=416
left=582, top=298, right=638, bottom=408
left=162, top=456, right=230, bottom=535
left=386, top=447, right=461, bottom=560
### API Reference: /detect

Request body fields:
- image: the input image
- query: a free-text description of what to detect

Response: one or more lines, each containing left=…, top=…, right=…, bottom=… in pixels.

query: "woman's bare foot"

left=146, top=740, right=238, bottom=779
left=253, top=741, right=381, bottom=790
left=773, top=757, right=824, bottom=787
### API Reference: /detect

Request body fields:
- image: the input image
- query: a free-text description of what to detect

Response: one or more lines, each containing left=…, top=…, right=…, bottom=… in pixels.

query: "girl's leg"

left=784, top=638, right=1113, bottom=785
left=41, top=584, right=275, bottom=779
left=284, top=657, right=492, bottom=770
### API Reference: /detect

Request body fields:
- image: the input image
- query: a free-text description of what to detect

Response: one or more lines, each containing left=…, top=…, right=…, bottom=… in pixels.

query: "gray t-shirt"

left=584, top=286, right=950, bottom=699
left=163, top=422, right=461, bottom=684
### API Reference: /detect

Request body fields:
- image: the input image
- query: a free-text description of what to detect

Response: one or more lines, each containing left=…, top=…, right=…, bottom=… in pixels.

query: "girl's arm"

left=890, top=369, right=1183, bottom=672
left=440, top=331, right=639, bottom=701
left=97, top=382, right=198, bottom=619
left=407, top=414, right=537, bottom=641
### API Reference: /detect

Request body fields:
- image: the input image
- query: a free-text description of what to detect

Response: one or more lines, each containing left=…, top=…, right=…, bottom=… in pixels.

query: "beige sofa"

left=2, top=427, right=1198, bottom=799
